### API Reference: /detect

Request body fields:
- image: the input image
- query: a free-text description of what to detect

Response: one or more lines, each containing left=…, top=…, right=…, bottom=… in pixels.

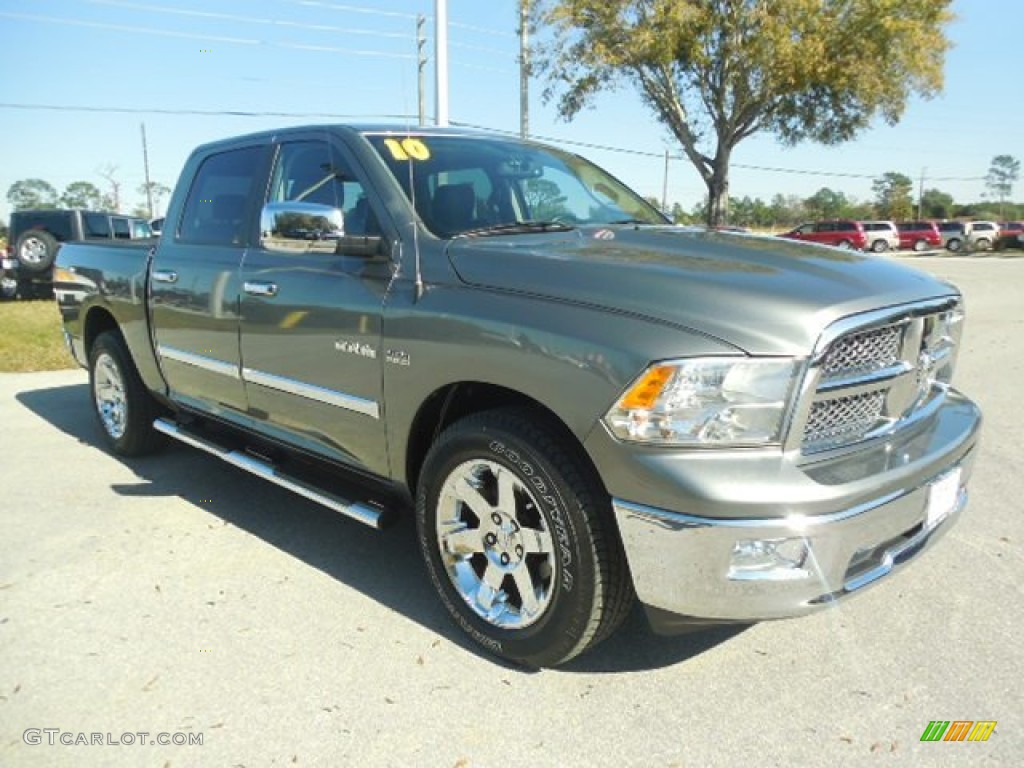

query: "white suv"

left=860, top=220, right=900, bottom=252
left=968, top=221, right=1000, bottom=251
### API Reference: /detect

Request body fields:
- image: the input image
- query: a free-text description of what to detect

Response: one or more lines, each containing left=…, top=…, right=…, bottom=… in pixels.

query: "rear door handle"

left=152, top=269, right=178, bottom=283
left=244, top=280, right=279, bottom=298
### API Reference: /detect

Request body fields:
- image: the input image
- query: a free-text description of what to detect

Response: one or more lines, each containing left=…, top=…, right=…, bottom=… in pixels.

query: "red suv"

left=896, top=221, right=942, bottom=251
left=779, top=220, right=867, bottom=250
left=996, top=221, right=1024, bottom=250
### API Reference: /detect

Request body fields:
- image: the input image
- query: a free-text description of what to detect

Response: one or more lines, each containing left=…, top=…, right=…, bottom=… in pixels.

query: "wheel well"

left=405, top=382, right=599, bottom=495
left=83, top=307, right=119, bottom=358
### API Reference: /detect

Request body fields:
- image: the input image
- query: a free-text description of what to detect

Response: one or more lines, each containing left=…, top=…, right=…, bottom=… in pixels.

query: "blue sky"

left=1, top=0, right=1021, bottom=222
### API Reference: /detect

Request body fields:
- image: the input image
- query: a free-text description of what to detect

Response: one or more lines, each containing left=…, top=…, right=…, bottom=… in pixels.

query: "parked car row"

left=2, top=209, right=155, bottom=299
left=779, top=219, right=1021, bottom=253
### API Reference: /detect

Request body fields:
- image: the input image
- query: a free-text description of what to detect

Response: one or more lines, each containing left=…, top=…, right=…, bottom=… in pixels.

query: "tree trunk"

left=705, top=171, right=729, bottom=227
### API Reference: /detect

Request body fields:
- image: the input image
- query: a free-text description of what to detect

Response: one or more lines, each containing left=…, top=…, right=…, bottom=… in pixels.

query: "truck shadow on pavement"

left=18, top=382, right=748, bottom=674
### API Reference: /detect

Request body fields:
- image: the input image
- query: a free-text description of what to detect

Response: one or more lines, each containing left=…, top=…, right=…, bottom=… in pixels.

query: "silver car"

left=860, top=220, right=900, bottom=252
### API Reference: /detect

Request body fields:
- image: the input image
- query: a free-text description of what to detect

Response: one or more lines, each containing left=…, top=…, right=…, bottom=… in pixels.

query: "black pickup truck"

left=55, top=125, right=981, bottom=667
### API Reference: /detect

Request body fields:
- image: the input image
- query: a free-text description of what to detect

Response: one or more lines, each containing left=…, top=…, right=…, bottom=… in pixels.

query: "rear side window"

left=13, top=211, right=74, bottom=242
left=83, top=213, right=112, bottom=238
left=838, top=221, right=856, bottom=231
left=111, top=218, right=131, bottom=239
left=178, top=146, right=263, bottom=245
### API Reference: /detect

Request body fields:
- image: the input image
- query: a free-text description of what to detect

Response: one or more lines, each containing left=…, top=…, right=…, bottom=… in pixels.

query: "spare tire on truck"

left=15, top=230, right=59, bottom=273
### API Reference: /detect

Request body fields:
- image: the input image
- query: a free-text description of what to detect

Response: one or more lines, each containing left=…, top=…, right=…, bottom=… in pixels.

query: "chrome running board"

left=153, top=417, right=385, bottom=529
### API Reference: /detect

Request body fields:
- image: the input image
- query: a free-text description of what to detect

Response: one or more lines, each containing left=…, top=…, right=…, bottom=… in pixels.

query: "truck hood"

left=447, top=226, right=956, bottom=356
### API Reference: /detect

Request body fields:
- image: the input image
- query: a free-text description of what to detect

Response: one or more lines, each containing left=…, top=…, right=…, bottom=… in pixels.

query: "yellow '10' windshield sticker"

left=384, top=137, right=431, bottom=161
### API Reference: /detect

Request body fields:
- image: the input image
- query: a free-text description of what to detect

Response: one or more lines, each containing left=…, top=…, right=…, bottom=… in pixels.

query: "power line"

left=83, top=0, right=416, bottom=41
left=0, top=102, right=988, bottom=185
left=0, top=102, right=418, bottom=120
left=0, top=11, right=415, bottom=58
left=284, top=0, right=418, bottom=21
left=449, top=121, right=988, bottom=182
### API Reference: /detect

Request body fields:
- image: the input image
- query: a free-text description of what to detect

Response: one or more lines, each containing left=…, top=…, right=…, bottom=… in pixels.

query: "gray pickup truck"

left=55, top=125, right=981, bottom=667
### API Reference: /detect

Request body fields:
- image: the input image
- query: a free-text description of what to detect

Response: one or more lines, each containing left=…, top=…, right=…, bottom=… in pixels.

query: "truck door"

left=238, top=136, right=392, bottom=474
left=151, top=144, right=267, bottom=415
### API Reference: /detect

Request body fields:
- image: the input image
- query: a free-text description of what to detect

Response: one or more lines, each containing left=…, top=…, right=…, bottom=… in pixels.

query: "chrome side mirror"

left=260, top=201, right=383, bottom=258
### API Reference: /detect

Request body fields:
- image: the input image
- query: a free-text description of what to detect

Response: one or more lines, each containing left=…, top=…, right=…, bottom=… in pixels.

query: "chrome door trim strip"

left=242, top=367, right=380, bottom=419
left=157, top=344, right=241, bottom=379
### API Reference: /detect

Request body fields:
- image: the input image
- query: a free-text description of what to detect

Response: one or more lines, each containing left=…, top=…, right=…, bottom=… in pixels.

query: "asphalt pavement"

left=1, top=255, right=1020, bottom=767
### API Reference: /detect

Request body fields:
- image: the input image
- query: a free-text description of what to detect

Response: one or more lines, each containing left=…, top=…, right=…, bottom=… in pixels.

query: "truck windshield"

left=363, top=133, right=668, bottom=238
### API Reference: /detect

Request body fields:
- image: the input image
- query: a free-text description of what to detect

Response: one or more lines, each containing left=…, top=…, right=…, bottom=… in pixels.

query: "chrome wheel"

left=435, top=459, right=555, bottom=629
left=947, top=238, right=962, bottom=252
left=93, top=352, right=127, bottom=439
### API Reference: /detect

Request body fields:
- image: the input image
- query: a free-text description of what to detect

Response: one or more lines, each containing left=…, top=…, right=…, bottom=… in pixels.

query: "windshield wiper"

left=456, top=220, right=576, bottom=238
left=607, top=218, right=656, bottom=225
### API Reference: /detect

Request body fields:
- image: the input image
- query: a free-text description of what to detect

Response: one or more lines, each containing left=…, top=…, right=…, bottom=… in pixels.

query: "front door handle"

left=152, top=269, right=178, bottom=283
left=244, top=280, right=279, bottom=298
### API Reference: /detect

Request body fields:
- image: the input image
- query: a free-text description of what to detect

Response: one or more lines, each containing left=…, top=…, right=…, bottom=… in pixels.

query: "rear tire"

left=416, top=407, right=633, bottom=667
left=946, top=238, right=962, bottom=252
left=836, top=239, right=852, bottom=249
left=88, top=331, right=165, bottom=456
left=15, top=231, right=59, bottom=273
left=974, top=237, right=991, bottom=251
left=913, top=239, right=927, bottom=252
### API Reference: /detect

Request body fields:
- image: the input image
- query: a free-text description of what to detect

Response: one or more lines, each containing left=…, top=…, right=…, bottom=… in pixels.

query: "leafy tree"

left=873, top=172, right=914, bottom=220
left=7, top=178, right=59, bottom=210
left=524, top=178, right=570, bottom=220
left=60, top=181, right=107, bottom=210
left=804, top=187, right=849, bottom=220
left=137, top=181, right=172, bottom=218
left=534, top=0, right=953, bottom=226
left=985, top=155, right=1020, bottom=219
left=920, top=188, right=954, bottom=219
left=669, top=201, right=689, bottom=224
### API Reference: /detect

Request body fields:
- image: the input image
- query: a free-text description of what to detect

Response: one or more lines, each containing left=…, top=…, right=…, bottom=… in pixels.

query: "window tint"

left=83, top=213, right=112, bottom=238
left=178, top=146, right=263, bottom=245
left=838, top=221, right=856, bottom=231
left=268, top=140, right=377, bottom=236
left=14, top=212, right=74, bottom=241
left=111, top=218, right=131, bottom=239
left=814, top=222, right=836, bottom=233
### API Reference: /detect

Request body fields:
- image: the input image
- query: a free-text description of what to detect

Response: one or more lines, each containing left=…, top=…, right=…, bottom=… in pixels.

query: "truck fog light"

left=729, top=537, right=810, bottom=581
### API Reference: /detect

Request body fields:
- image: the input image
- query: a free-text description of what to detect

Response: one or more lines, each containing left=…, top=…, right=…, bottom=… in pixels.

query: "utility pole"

left=416, top=15, right=427, bottom=126
left=141, top=123, right=154, bottom=219
left=917, top=167, right=926, bottom=220
left=661, top=149, right=669, bottom=214
left=434, top=0, right=449, bottom=126
left=519, top=0, right=530, bottom=138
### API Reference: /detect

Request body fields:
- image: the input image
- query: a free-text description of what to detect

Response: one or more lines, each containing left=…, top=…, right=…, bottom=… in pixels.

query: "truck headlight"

left=603, top=358, right=801, bottom=446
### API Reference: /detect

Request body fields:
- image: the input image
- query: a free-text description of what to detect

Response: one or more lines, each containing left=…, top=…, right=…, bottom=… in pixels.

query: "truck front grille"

left=797, top=299, right=962, bottom=454
left=821, top=325, right=902, bottom=380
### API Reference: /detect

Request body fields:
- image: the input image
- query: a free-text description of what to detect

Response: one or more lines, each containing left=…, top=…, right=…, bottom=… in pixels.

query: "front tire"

left=416, top=408, right=633, bottom=667
left=947, top=238, right=962, bottom=252
left=88, top=331, right=164, bottom=456
left=913, top=239, right=927, bottom=252
left=870, top=239, right=888, bottom=253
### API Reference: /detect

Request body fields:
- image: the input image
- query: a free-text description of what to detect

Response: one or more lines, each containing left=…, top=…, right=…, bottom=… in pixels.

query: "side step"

left=153, top=418, right=385, bottom=529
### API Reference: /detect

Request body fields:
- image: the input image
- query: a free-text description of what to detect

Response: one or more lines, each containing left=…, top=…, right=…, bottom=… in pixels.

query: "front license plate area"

left=926, top=467, right=961, bottom=530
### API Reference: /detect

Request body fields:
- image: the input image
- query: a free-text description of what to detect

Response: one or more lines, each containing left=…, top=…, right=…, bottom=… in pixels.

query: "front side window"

left=363, top=133, right=666, bottom=238
left=178, top=146, right=263, bottom=245
left=267, top=140, right=377, bottom=236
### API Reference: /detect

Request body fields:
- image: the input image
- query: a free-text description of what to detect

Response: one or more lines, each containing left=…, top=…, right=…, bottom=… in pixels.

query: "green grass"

left=0, top=300, right=78, bottom=372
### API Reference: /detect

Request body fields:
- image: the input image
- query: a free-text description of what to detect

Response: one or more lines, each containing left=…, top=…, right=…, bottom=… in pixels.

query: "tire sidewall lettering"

left=488, top=439, right=574, bottom=591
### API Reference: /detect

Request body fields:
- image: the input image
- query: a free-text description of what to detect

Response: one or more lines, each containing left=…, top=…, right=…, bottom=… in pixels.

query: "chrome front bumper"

left=599, top=394, right=981, bottom=627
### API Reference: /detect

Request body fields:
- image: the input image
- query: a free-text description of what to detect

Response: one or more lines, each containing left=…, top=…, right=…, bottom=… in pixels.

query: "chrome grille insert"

left=796, top=299, right=962, bottom=454
left=804, top=390, right=887, bottom=448
left=821, top=324, right=902, bottom=380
